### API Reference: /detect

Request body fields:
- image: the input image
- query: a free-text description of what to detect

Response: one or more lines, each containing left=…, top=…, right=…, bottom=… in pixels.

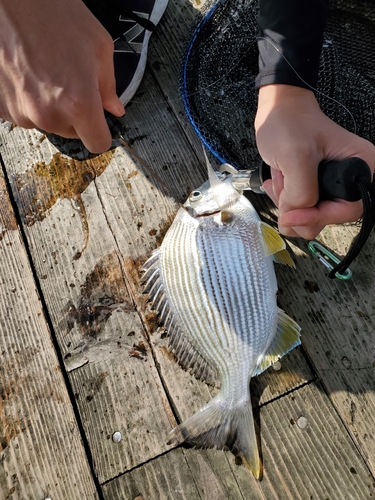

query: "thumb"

left=101, top=82, right=125, bottom=117
left=98, top=45, right=125, bottom=117
left=102, top=87, right=125, bottom=117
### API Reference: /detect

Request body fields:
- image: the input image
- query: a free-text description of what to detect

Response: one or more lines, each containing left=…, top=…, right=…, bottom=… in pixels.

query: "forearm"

left=256, top=0, right=329, bottom=90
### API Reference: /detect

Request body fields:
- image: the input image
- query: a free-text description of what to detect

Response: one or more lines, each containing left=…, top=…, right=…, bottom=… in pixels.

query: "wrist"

left=255, top=84, right=320, bottom=131
left=258, top=84, right=316, bottom=107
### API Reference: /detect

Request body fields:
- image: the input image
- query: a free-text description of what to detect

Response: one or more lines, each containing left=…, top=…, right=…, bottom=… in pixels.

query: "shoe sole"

left=118, top=0, right=169, bottom=104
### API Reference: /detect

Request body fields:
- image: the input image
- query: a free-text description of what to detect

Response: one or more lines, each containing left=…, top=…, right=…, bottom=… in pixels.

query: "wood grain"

left=0, top=167, right=98, bottom=500
left=103, top=382, right=373, bottom=500
left=0, top=57, right=215, bottom=487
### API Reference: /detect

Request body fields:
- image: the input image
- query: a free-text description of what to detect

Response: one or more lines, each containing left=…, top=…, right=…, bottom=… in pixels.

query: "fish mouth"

left=184, top=206, right=220, bottom=218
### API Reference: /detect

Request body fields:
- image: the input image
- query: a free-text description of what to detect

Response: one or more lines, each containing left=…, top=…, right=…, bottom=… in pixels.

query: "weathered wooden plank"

left=70, top=337, right=177, bottom=484
left=102, top=447, right=263, bottom=500
left=250, top=381, right=374, bottom=499
left=103, top=381, right=373, bottom=500
left=103, top=441, right=269, bottom=500
left=0, top=62, right=213, bottom=486
left=118, top=72, right=209, bottom=204
left=0, top=130, right=181, bottom=484
left=254, top=194, right=375, bottom=476
left=147, top=0, right=209, bottom=155
left=0, top=167, right=98, bottom=499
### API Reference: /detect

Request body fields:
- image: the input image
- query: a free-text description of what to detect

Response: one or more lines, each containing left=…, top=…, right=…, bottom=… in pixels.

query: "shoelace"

left=84, top=0, right=155, bottom=40
left=328, top=176, right=375, bottom=278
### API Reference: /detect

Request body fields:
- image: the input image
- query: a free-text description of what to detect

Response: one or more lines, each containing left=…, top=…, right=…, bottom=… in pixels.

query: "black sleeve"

left=255, top=0, right=329, bottom=90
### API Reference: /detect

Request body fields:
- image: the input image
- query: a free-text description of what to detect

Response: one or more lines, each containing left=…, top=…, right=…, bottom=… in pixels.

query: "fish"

left=141, top=155, right=301, bottom=478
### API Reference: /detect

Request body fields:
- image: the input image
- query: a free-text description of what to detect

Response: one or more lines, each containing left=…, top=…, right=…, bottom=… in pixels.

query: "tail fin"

left=167, top=396, right=261, bottom=479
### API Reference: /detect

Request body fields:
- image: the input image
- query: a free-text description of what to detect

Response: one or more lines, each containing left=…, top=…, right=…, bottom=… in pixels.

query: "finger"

left=278, top=225, right=301, bottom=238
left=17, top=93, right=81, bottom=138
left=35, top=115, right=80, bottom=139
left=97, top=38, right=125, bottom=117
left=49, top=125, right=79, bottom=139
left=262, top=169, right=284, bottom=206
left=72, top=92, right=113, bottom=153
left=262, top=179, right=277, bottom=205
left=271, top=168, right=284, bottom=204
left=0, top=104, right=36, bottom=130
left=279, top=223, right=325, bottom=240
left=279, top=199, right=363, bottom=228
left=281, top=159, right=319, bottom=209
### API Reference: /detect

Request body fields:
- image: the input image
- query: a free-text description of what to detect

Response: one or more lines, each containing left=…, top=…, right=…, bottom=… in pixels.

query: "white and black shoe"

left=85, top=0, right=169, bottom=104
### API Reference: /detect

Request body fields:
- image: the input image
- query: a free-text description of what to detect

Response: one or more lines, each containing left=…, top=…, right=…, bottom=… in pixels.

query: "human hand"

left=0, top=0, right=125, bottom=153
left=255, top=84, right=375, bottom=239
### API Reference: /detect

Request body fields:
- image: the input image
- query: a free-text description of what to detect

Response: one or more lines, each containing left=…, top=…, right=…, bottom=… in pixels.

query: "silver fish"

left=141, top=157, right=301, bottom=478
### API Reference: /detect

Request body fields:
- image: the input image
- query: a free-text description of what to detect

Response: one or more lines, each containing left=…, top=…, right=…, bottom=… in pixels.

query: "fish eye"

left=189, top=190, right=203, bottom=202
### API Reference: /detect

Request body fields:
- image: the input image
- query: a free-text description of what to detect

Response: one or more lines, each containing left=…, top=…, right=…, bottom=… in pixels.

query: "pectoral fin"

left=260, top=222, right=285, bottom=255
left=253, top=308, right=301, bottom=376
left=260, top=222, right=295, bottom=267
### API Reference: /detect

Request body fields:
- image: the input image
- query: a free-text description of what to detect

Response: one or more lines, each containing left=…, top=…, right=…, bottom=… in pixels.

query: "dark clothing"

left=256, top=0, right=329, bottom=90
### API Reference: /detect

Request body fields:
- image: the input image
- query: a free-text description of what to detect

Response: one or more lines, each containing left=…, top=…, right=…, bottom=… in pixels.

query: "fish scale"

left=142, top=160, right=301, bottom=478
left=196, top=215, right=276, bottom=363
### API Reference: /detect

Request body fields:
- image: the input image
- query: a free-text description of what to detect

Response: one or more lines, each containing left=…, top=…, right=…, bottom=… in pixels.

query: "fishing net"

left=182, top=0, right=375, bottom=170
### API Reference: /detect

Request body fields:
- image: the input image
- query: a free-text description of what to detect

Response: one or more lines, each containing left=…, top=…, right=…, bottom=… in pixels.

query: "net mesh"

left=182, top=0, right=375, bottom=170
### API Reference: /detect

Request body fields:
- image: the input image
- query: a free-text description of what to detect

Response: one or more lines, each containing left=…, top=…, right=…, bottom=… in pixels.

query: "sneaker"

left=84, top=0, right=169, bottom=104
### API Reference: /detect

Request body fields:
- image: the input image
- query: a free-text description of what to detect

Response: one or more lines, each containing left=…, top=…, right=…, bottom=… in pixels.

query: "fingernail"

left=117, top=100, right=125, bottom=115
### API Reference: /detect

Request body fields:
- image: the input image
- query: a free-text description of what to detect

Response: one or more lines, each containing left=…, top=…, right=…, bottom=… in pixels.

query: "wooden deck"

left=1, top=1, right=375, bottom=498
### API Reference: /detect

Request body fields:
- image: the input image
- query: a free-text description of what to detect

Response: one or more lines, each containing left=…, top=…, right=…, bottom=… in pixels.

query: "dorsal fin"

left=253, top=308, right=301, bottom=376
left=141, top=249, right=219, bottom=386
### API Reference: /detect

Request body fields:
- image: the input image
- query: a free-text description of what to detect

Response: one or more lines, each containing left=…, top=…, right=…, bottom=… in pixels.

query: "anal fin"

left=253, top=308, right=301, bottom=376
left=169, top=325, right=219, bottom=387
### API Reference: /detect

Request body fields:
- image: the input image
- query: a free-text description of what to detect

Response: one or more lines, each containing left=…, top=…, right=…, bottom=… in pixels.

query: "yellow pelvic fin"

left=273, top=248, right=295, bottom=268
left=260, top=222, right=294, bottom=266
left=254, top=308, right=301, bottom=376
left=260, top=222, right=285, bottom=256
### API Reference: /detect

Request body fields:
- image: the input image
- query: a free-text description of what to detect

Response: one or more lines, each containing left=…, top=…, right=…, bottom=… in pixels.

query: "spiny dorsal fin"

left=260, top=222, right=285, bottom=256
left=253, top=308, right=301, bottom=376
left=142, top=247, right=219, bottom=387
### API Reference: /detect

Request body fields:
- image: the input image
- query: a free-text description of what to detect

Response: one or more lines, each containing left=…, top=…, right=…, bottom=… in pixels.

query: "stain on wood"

left=11, top=150, right=114, bottom=225
left=129, top=341, right=148, bottom=360
left=10, top=150, right=114, bottom=259
left=60, top=251, right=134, bottom=338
